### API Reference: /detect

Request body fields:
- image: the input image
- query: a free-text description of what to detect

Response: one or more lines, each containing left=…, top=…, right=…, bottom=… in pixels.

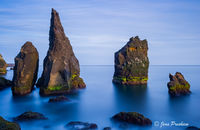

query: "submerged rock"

left=0, top=77, right=12, bottom=90
left=103, top=127, right=111, bottom=130
left=0, top=54, right=7, bottom=74
left=0, top=116, right=20, bottom=130
left=66, top=121, right=98, bottom=130
left=37, top=8, right=85, bottom=96
left=186, top=126, right=200, bottom=130
left=48, top=95, right=69, bottom=102
left=14, top=111, right=47, bottom=121
left=12, top=42, right=39, bottom=96
left=167, top=72, right=191, bottom=96
left=113, top=36, right=149, bottom=85
left=112, top=112, right=152, bottom=126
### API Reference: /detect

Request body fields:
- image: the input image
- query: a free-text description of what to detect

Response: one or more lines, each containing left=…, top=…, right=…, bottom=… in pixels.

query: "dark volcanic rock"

left=48, top=95, right=69, bottom=102
left=0, top=116, right=20, bottom=130
left=0, top=77, right=12, bottom=90
left=0, top=54, right=7, bottom=74
left=167, top=72, right=191, bottom=96
left=103, top=127, right=111, bottom=130
left=66, top=121, right=97, bottom=130
left=14, top=111, right=47, bottom=121
left=12, top=42, right=39, bottom=96
left=37, top=8, right=85, bottom=96
left=186, top=126, right=200, bottom=130
left=113, top=36, right=149, bottom=85
left=112, top=112, right=152, bottom=126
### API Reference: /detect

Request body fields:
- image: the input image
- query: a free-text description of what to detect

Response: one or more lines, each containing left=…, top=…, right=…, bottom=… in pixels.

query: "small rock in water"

left=0, top=77, right=12, bottom=90
left=103, top=126, right=112, bottom=130
left=48, top=95, right=69, bottom=102
left=186, top=126, right=200, bottom=130
left=14, top=111, right=47, bottom=121
left=112, top=112, right=152, bottom=126
left=66, top=121, right=98, bottom=130
left=0, top=116, right=20, bottom=130
left=167, top=72, right=191, bottom=96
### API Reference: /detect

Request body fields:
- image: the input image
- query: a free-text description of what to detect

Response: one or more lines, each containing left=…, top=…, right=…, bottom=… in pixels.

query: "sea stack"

left=113, top=36, right=149, bottom=85
left=167, top=72, right=191, bottom=96
left=37, top=8, right=86, bottom=95
left=12, top=42, right=39, bottom=95
left=0, top=54, right=7, bottom=74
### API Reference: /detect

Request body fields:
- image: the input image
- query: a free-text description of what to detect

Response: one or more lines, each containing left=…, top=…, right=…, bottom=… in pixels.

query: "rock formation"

left=12, top=42, right=39, bottom=96
left=113, top=36, right=149, bottom=85
left=66, top=121, right=98, bottom=129
left=48, top=95, right=69, bottom=102
left=0, top=54, right=7, bottom=74
left=0, top=77, right=12, bottom=90
left=167, top=72, right=191, bottom=96
left=37, top=8, right=85, bottom=95
left=0, top=116, right=20, bottom=130
left=112, top=112, right=152, bottom=126
left=14, top=111, right=47, bottom=121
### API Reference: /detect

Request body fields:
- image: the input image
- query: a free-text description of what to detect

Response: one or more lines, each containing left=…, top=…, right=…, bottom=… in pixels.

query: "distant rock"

left=66, top=121, right=98, bottom=130
left=113, top=36, right=149, bottom=85
left=112, top=112, right=152, bottom=126
left=0, top=77, right=12, bottom=90
left=12, top=42, right=39, bottom=96
left=167, top=72, right=191, bottom=96
left=0, top=116, right=20, bottom=130
left=14, top=111, right=47, bottom=121
left=37, top=8, right=85, bottom=96
left=0, top=54, right=7, bottom=74
left=103, top=127, right=112, bottom=130
left=48, top=95, right=69, bottom=102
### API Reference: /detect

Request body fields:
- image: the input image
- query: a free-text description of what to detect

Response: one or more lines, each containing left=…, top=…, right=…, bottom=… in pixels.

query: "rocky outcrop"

left=112, top=112, right=152, bottom=126
left=48, top=95, right=69, bottom=102
left=0, top=116, right=21, bottom=130
left=167, top=72, right=191, bottom=96
left=0, top=54, right=7, bottom=74
left=37, top=8, right=85, bottom=95
left=14, top=111, right=47, bottom=121
left=66, top=121, right=98, bottom=130
left=0, top=77, right=12, bottom=90
left=12, top=42, right=39, bottom=96
left=113, top=36, right=149, bottom=85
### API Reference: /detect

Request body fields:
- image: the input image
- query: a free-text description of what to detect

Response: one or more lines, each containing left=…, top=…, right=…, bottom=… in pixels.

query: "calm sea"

left=0, top=65, right=199, bottom=130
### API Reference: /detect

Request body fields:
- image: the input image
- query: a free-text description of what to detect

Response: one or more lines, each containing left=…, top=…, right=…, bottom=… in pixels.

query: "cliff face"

left=167, top=72, right=191, bottom=96
left=12, top=41, right=39, bottom=95
left=0, top=54, right=7, bottom=74
left=113, top=36, right=149, bottom=85
left=37, top=8, right=85, bottom=95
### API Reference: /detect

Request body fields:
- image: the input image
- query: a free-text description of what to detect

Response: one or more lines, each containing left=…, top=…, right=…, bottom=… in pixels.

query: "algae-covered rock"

left=14, top=111, right=47, bottom=121
left=112, top=112, right=152, bottom=126
left=37, top=8, right=85, bottom=96
left=0, top=54, right=7, bottom=74
left=167, top=72, right=191, bottom=96
left=113, top=36, right=149, bottom=85
left=12, top=42, right=39, bottom=96
left=0, top=116, right=21, bottom=130
left=0, top=77, right=12, bottom=90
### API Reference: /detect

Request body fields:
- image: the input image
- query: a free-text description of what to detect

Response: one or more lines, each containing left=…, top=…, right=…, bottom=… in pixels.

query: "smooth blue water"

left=0, top=65, right=200, bottom=130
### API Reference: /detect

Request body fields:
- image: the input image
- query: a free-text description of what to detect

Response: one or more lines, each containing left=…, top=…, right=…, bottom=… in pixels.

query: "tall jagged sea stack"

left=12, top=42, right=39, bottom=95
left=37, top=9, right=86, bottom=95
left=113, top=36, right=149, bottom=85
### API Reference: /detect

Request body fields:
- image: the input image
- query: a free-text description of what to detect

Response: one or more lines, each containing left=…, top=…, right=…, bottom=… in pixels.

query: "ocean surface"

left=0, top=65, right=200, bottom=130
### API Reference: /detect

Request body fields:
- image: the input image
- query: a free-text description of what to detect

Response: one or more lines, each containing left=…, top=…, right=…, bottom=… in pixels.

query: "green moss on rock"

left=0, top=116, right=20, bottom=130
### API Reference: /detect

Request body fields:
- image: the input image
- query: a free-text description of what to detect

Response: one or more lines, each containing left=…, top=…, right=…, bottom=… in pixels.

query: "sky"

left=0, top=0, right=200, bottom=65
